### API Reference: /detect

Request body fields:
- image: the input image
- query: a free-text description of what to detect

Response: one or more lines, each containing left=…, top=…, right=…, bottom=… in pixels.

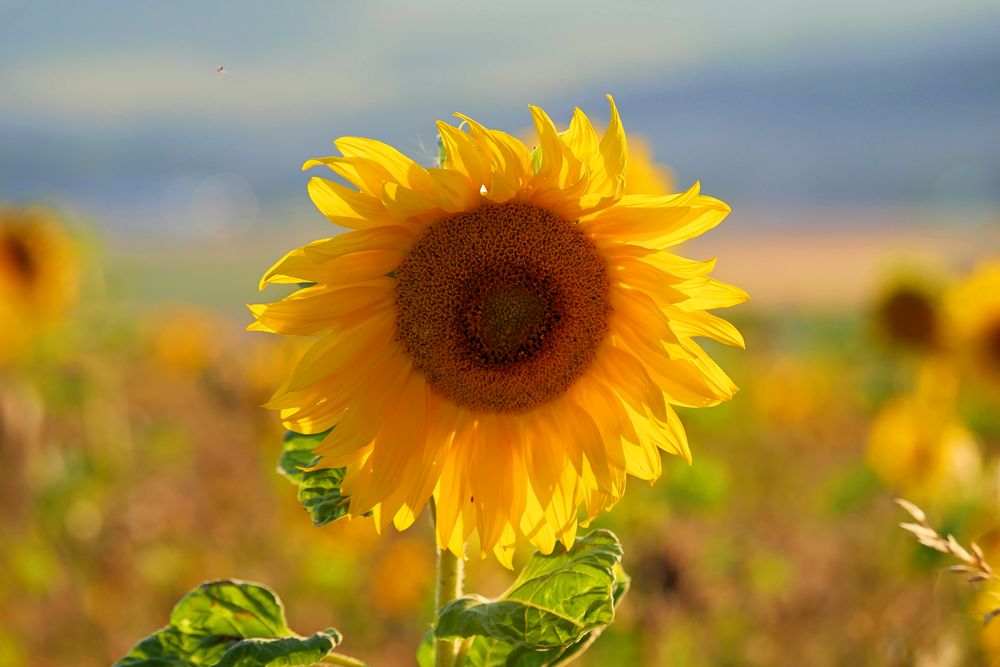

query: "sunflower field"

left=2, top=3, right=999, bottom=666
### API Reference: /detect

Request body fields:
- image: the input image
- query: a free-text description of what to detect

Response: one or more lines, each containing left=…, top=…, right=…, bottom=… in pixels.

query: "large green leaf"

left=116, top=580, right=342, bottom=667
left=432, top=530, right=629, bottom=666
left=278, top=430, right=350, bottom=526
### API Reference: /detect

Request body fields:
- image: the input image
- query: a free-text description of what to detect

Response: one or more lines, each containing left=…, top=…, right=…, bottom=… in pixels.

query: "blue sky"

left=1, top=1, right=998, bottom=236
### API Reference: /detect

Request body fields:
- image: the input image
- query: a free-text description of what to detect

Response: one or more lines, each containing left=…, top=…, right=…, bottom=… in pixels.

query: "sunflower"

left=623, top=136, right=674, bottom=196
left=873, top=281, right=940, bottom=351
left=143, top=306, right=223, bottom=376
left=251, top=96, right=747, bottom=565
left=867, top=360, right=980, bottom=500
left=0, top=206, right=77, bottom=363
left=944, top=261, right=1000, bottom=378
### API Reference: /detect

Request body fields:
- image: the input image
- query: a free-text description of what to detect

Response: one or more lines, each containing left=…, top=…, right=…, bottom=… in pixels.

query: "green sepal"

left=279, top=430, right=350, bottom=526
left=431, top=530, right=629, bottom=666
left=530, top=145, right=543, bottom=175
left=115, top=579, right=342, bottom=667
left=437, top=135, right=448, bottom=169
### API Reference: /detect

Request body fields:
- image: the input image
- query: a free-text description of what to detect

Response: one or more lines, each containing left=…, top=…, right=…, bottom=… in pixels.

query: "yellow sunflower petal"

left=307, top=177, right=396, bottom=229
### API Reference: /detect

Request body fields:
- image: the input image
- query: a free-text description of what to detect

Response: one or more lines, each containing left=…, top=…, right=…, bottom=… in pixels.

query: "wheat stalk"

left=896, top=498, right=1000, bottom=625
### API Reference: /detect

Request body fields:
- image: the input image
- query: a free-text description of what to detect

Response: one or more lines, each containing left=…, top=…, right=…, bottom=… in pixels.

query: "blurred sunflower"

left=251, top=96, right=747, bottom=564
left=867, top=360, right=980, bottom=500
left=0, top=206, right=77, bottom=364
left=143, top=306, right=223, bottom=376
left=873, top=281, right=940, bottom=351
left=624, top=136, right=674, bottom=196
left=944, top=262, right=1000, bottom=379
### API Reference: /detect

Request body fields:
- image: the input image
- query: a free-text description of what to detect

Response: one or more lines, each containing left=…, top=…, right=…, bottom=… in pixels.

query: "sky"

left=1, top=1, right=998, bottom=237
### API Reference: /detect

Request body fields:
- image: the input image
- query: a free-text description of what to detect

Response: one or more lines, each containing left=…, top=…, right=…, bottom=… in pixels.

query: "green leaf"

left=433, top=530, right=628, bottom=666
left=462, top=563, right=630, bottom=667
left=213, top=634, right=343, bottom=667
left=279, top=430, right=350, bottom=526
left=116, top=580, right=342, bottom=667
left=277, top=431, right=325, bottom=484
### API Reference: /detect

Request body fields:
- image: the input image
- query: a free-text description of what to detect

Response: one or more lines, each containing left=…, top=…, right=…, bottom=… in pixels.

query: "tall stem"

left=435, top=544, right=464, bottom=667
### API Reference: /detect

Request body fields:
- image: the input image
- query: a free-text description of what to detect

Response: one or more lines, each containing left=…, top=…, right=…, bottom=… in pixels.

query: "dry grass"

left=896, top=498, right=1000, bottom=625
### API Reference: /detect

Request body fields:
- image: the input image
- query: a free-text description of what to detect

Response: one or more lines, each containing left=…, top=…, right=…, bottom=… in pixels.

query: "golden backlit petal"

left=620, top=436, right=662, bottom=481
left=571, top=381, right=625, bottom=482
left=261, top=230, right=411, bottom=289
left=469, top=416, right=525, bottom=553
left=283, top=316, right=395, bottom=392
left=668, top=308, right=746, bottom=349
left=582, top=483, right=620, bottom=525
left=615, top=333, right=725, bottom=408
left=595, top=343, right=668, bottom=421
left=561, top=107, right=601, bottom=174
left=427, top=167, right=481, bottom=212
left=376, top=400, right=450, bottom=530
left=520, top=489, right=558, bottom=555
left=482, top=172, right=521, bottom=204
left=563, top=398, right=613, bottom=492
left=312, top=354, right=412, bottom=467
left=437, top=121, right=491, bottom=190
left=454, top=114, right=533, bottom=188
left=528, top=104, right=564, bottom=183
left=347, top=370, right=428, bottom=515
left=302, top=226, right=416, bottom=263
left=686, top=347, right=740, bottom=398
left=625, top=401, right=694, bottom=465
left=552, top=477, right=581, bottom=550
left=658, top=404, right=693, bottom=464
left=334, top=136, right=435, bottom=194
left=315, top=249, right=403, bottom=285
left=259, top=246, right=325, bottom=289
left=675, top=276, right=751, bottom=311
left=521, top=413, right=567, bottom=509
left=598, top=94, right=628, bottom=191
left=492, top=525, right=518, bottom=569
left=303, top=156, right=394, bottom=197
left=608, top=255, right=690, bottom=296
left=643, top=252, right=717, bottom=279
left=560, top=107, right=603, bottom=166
left=248, top=287, right=345, bottom=335
left=307, top=177, right=396, bottom=229
left=647, top=196, right=731, bottom=247
left=547, top=465, right=583, bottom=550
left=279, top=403, right=343, bottom=436
left=561, top=99, right=626, bottom=202
left=583, top=183, right=723, bottom=242
left=397, top=395, right=458, bottom=522
left=380, top=181, right=443, bottom=223
left=433, top=414, right=475, bottom=550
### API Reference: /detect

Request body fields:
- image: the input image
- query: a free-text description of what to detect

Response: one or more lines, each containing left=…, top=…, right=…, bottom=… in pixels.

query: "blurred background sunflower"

left=0, top=206, right=77, bottom=365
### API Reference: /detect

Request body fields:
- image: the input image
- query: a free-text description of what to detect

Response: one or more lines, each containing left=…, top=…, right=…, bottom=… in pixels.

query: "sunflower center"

left=395, top=203, right=609, bottom=413
left=2, top=233, right=36, bottom=282
left=982, top=322, right=1000, bottom=369
left=463, top=273, right=557, bottom=364
left=879, top=288, right=937, bottom=348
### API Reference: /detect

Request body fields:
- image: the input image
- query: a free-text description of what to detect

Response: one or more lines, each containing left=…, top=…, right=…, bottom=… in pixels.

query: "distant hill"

left=1, top=37, right=997, bottom=234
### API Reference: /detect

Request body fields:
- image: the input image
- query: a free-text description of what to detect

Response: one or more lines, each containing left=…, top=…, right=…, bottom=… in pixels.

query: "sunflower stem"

left=435, top=543, right=464, bottom=667
left=454, top=637, right=474, bottom=666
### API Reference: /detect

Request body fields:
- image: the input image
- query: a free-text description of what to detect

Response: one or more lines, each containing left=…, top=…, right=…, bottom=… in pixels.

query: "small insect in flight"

left=216, top=65, right=227, bottom=75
